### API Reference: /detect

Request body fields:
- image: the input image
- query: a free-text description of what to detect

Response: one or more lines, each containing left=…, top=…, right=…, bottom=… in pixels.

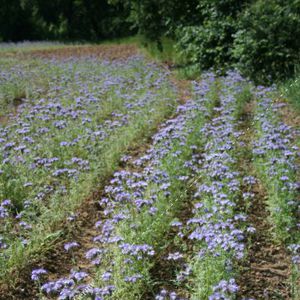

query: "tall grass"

left=136, top=36, right=200, bottom=80
left=281, top=71, right=300, bottom=111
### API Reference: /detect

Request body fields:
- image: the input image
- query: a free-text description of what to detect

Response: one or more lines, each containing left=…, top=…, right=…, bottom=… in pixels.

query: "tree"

left=0, top=0, right=37, bottom=41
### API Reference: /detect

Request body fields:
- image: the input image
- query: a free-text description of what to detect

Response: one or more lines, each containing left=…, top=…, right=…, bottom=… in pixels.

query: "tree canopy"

left=1, top=0, right=299, bottom=83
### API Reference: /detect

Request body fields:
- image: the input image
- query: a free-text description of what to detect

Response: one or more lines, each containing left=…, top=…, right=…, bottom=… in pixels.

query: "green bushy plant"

left=175, top=17, right=236, bottom=71
left=233, top=0, right=300, bottom=84
left=175, top=0, right=249, bottom=71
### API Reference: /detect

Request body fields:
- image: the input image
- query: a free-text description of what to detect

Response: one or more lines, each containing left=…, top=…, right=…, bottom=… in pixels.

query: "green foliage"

left=139, top=37, right=179, bottom=63
left=281, top=70, right=300, bottom=111
left=110, top=0, right=200, bottom=51
left=0, top=0, right=133, bottom=41
left=197, top=0, right=248, bottom=18
left=0, top=0, right=40, bottom=41
left=176, top=18, right=236, bottom=71
left=2, top=0, right=300, bottom=86
left=233, top=0, right=300, bottom=84
left=175, top=0, right=249, bottom=72
left=173, top=0, right=300, bottom=83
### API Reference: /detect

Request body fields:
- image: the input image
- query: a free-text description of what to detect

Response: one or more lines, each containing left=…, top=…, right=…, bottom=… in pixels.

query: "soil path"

left=0, top=44, right=139, bottom=60
left=237, top=102, right=291, bottom=299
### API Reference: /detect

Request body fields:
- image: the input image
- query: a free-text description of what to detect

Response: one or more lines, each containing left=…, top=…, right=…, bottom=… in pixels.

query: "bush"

left=233, top=0, right=300, bottom=84
left=175, top=0, right=249, bottom=71
left=176, top=17, right=236, bottom=71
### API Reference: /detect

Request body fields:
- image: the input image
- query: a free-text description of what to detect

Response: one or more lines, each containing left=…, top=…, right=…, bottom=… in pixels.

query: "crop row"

left=253, top=88, right=300, bottom=296
left=0, top=56, right=176, bottom=285
left=33, top=72, right=259, bottom=300
left=173, top=72, right=255, bottom=299
left=1, top=54, right=299, bottom=299
left=32, top=72, right=218, bottom=299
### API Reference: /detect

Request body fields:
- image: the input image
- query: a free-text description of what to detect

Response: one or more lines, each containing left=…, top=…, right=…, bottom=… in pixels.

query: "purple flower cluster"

left=209, top=279, right=239, bottom=300
left=253, top=87, right=299, bottom=242
left=64, top=241, right=79, bottom=252
left=31, top=268, right=47, bottom=281
left=173, top=72, right=255, bottom=299
left=38, top=71, right=216, bottom=298
left=155, top=289, right=185, bottom=300
left=0, top=55, right=175, bottom=267
left=0, top=199, right=11, bottom=219
left=40, top=269, right=90, bottom=299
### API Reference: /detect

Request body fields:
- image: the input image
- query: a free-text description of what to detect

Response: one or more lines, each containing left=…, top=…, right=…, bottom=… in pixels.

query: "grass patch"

left=135, top=36, right=201, bottom=80
left=281, top=73, right=300, bottom=112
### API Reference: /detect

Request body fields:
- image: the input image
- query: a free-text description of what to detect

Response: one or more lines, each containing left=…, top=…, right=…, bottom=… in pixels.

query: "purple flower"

left=85, top=248, right=102, bottom=260
left=1, top=199, right=11, bottom=206
left=64, top=241, right=79, bottom=251
left=70, top=270, right=88, bottom=282
left=124, top=274, right=143, bottom=283
left=166, top=252, right=183, bottom=261
left=101, top=271, right=112, bottom=281
left=31, top=268, right=47, bottom=281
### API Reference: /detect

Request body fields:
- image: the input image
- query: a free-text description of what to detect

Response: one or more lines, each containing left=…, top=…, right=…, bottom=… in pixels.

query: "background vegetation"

left=1, top=0, right=300, bottom=83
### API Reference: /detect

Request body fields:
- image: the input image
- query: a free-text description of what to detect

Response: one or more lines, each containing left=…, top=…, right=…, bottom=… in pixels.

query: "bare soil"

left=275, top=98, right=300, bottom=129
left=25, top=44, right=138, bottom=61
left=236, top=101, right=291, bottom=300
left=0, top=190, right=102, bottom=300
left=237, top=182, right=291, bottom=299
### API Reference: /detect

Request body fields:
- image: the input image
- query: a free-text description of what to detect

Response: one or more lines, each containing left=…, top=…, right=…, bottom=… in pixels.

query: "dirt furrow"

left=145, top=180, right=196, bottom=299
left=238, top=182, right=291, bottom=299
left=237, top=102, right=291, bottom=299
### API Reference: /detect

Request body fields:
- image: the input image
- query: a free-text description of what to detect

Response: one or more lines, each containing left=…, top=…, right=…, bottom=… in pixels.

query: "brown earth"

left=6, top=44, right=139, bottom=61
left=275, top=98, right=300, bottom=129
left=0, top=189, right=102, bottom=300
left=237, top=182, right=291, bottom=300
left=236, top=101, right=291, bottom=300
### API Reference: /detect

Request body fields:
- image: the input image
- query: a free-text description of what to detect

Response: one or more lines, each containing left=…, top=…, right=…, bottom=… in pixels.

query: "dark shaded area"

left=0, top=0, right=134, bottom=41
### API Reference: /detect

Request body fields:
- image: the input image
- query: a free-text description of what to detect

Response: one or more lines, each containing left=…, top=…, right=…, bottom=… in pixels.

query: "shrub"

left=175, top=0, right=249, bottom=71
left=175, top=17, right=236, bottom=71
left=233, top=0, right=300, bottom=84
